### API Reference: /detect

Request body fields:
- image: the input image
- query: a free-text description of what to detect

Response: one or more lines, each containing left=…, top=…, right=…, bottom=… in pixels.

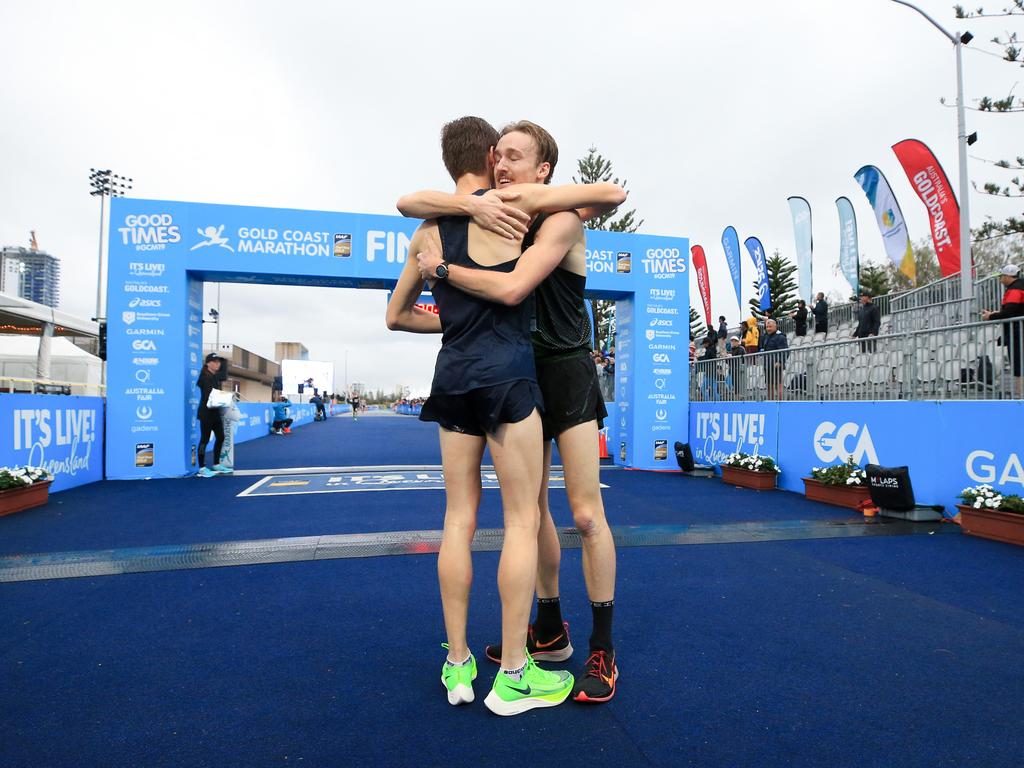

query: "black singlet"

left=428, top=192, right=536, bottom=395
left=523, top=213, right=593, bottom=360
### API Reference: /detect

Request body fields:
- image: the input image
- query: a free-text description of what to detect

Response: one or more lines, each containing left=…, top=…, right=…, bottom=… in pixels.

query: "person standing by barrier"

left=389, top=116, right=625, bottom=714
left=272, top=395, right=293, bottom=434
left=853, top=290, right=880, bottom=352
left=982, top=263, right=1024, bottom=398
left=813, top=292, right=828, bottom=335
left=743, top=314, right=760, bottom=355
left=407, top=121, right=627, bottom=706
left=760, top=318, right=788, bottom=399
left=790, top=299, right=808, bottom=337
left=717, top=315, right=728, bottom=354
left=727, top=336, right=746, bottom=398
left=195, top=353, right=228, bottom=477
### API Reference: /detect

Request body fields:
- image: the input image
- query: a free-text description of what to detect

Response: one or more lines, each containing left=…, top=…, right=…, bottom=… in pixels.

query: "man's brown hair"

left=500, top=120, right=558, bottom=184
left=440, top=116, right=498, bottom=182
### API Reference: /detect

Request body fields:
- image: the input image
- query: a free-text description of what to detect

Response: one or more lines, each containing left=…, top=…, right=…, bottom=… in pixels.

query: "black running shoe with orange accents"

left=484, top=621, right=573, bottom=664
left=572, top=649, right=618, bottom=703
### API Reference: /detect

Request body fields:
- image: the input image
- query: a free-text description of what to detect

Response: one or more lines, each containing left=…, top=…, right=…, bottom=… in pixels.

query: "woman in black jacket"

left=196, top=353, right=228, bottom=476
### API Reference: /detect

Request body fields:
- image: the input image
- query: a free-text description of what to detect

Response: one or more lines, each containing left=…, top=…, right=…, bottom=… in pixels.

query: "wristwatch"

left=434, top=261, right=450, bottom=280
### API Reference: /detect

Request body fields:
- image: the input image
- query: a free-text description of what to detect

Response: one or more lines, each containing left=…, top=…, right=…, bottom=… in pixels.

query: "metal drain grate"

left=0, top=518, right=949, bottom=583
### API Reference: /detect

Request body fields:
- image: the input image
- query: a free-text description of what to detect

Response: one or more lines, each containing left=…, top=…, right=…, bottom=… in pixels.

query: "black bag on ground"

left=674, top=441, right=695, bottom=472
left=865, top=464, right=915, bottom=511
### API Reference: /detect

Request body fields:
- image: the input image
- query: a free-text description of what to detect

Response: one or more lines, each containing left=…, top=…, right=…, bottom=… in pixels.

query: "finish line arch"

left=105, top=197, right=690, bottom=479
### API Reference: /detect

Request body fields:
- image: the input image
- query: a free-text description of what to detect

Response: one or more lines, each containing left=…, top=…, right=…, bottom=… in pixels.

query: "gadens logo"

left=813, top=421, right=879, bottom=465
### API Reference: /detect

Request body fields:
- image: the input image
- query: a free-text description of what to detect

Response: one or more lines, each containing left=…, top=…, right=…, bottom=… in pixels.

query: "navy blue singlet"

left=429, top=192, right=537, bottom=395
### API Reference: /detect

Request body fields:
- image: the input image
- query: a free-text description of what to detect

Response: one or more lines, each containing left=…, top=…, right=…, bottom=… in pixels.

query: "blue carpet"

left=2, top=537, right=1023, bottom=767
left=0, top=414, right=853, bottom=556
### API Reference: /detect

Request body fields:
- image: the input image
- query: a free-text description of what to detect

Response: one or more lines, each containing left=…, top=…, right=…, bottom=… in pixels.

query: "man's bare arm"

left=386, top=227, right=443, bottom=333
left=414, top=212, right=582, bottom=307
left=397, top=189, right=529, bottom=240
left=398, top=182, right=624, bottom=237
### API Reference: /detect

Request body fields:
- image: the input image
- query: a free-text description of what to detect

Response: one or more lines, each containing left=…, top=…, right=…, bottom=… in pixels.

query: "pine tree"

left=573, top=147, right=643, bottom=352
left=748, top=250, right=799, bottom=319
left=859, top=263, right=890, bottom=297
left=689, top=306, right=703, bottom=341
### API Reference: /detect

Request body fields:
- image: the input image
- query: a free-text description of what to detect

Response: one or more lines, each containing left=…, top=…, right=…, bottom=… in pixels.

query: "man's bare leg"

left=558, top=419, right=619, bottom=702
left=557, top=420, right=615, bottom=604
left=536, top=441, right=561, bottom=599
left=486, top=411, right=544, bottom=671
left=437, top=428, right=486, bottom=662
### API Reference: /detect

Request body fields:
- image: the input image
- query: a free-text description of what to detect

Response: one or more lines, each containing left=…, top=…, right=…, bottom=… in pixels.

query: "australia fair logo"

left=117, top=214, right=181, bottom=252
left=813, top=421, right=878, bottom=465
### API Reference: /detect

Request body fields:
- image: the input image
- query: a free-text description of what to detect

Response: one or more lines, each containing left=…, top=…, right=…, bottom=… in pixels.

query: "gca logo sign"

left=131, top=339, right=157, bottom=351
left=813, top=421, right=878, bottom=465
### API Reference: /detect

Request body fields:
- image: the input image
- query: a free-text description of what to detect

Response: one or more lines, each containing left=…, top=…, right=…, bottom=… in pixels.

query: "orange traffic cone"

left=598, top=429, right=609, bottom=459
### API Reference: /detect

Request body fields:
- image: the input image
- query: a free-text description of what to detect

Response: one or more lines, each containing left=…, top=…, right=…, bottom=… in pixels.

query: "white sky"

left=1, top=0, right=1021, bottom=394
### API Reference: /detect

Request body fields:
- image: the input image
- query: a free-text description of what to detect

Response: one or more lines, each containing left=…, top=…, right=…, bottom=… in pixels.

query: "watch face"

left=435, top=263, right=448, bottom=279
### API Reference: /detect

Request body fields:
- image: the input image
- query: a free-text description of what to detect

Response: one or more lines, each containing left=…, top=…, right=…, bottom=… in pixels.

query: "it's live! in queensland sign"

left=0, top=394, right=103, bottom=492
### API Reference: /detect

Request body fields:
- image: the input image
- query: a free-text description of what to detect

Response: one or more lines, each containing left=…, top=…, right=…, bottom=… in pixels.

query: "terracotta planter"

left=802, top=478, right=871, bottom=510
left=958, top=504, right=1024, bottom=547
left=0, top=480, right=52, bottom=517
left=721, top=465, right=777, bottom=491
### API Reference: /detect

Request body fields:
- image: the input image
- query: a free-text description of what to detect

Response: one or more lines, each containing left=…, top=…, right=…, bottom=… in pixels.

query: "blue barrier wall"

left=104, top=198, right=688, bottom=479
left=0, top=394, right=104, bottom=493
left=690, top=400, right=1024, bottom=512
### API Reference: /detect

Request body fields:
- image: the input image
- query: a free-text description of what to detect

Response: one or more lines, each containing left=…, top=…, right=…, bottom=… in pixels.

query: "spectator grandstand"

left=693, top=270, right=1023, bottom=402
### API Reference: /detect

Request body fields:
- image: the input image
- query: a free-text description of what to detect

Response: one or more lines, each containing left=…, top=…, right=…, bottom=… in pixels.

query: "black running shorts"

left=536, top=351, right=607, bottom=441
left=419, top=379, right=543, bottom=437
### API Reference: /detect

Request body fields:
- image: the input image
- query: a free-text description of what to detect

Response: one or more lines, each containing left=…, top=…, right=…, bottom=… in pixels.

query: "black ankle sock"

left=535, top=596, right=563, bottom=636
left=589, top=600, right=614, bottom=653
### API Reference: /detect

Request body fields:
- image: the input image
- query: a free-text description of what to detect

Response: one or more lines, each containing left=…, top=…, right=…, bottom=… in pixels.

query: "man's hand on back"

left=416, top=246, right=444, bottom=282
left=468, top=189, right=530, bottom=240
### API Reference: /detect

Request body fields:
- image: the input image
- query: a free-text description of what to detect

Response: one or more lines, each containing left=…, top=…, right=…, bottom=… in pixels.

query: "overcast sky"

left=1, top=0, right=1021, bottom=395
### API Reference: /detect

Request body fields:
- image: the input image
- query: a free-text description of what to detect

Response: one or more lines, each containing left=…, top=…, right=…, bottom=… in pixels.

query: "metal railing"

left=889, top=272, right=962, bottom=312
left=690, top=315, right=1023, bottom=402
left=890, top=275, right=1006, bottom=333
left=0, top=376, right=105, bottom=396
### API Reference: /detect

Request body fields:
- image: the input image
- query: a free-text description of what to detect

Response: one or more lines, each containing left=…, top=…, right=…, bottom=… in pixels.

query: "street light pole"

left=889, top=1, right=973, bottom=302
left=88, top=168, right=134, bottom=322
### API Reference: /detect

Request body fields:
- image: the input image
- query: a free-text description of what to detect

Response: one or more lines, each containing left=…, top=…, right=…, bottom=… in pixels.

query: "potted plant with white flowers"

left=720, top=452, right=780, bottom=491
left=956, top=484, right=1024, bottom=547
left=802, top=458, right=871, bottom=509
left=0, top=465, right=54, bottom=517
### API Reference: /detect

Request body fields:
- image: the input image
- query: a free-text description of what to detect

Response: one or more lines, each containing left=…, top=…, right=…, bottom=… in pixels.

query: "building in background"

left=1, top=245, right=61, bottom=308
left=202, top=343, right=279, bottom=402
left=275, top=341, right=309, bottom=362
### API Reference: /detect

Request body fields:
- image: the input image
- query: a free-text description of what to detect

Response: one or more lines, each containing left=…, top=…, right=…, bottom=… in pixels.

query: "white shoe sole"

left=444, top=683, right=475, bottom=705
left=441, top=668, right=477, bottom=706
left=483, top=686, right=572, bottom=716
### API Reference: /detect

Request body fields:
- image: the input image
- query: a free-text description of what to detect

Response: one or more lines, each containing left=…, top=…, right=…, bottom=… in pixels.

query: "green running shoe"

left=483, top=653, right=573, bottom=716
left=440, top=643, right=477, bottom=705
